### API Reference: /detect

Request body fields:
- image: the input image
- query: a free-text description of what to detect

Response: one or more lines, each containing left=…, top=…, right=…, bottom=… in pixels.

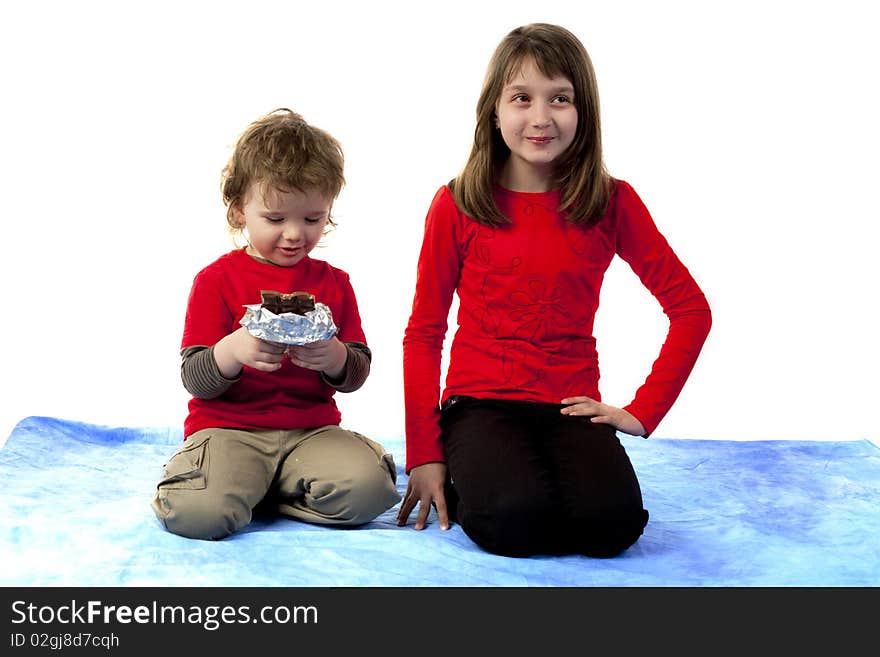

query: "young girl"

left=152, top=109, right=401, bottom=540
left=398, top=24, right=711, bottom=557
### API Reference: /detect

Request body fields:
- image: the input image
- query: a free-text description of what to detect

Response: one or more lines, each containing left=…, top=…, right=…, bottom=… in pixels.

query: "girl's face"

left=234, top=183, right=331, bottom=267
left=494, top=58, right=578, bottom=192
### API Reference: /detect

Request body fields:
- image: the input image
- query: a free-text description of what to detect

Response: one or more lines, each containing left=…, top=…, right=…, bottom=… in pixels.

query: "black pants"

left=441, top=396, right=649, bottom=558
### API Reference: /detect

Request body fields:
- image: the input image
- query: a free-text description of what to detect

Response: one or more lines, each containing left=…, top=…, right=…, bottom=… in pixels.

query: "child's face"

left=234, top=183, right=331, bottom=267
left=495, top=58, right=578, bottom=189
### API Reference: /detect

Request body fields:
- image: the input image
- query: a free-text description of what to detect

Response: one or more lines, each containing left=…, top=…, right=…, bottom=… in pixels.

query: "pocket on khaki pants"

left=157, top=431, right=211, bottom=490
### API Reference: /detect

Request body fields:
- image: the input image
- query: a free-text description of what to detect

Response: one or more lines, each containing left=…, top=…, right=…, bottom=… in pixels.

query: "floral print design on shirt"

left=509, top=279, right=571, bottom=343
left=468, top=224, right=521, bottom=336
left=565, top=216, right=615, bottom=266
left=468, top=221, right=583, bottom=390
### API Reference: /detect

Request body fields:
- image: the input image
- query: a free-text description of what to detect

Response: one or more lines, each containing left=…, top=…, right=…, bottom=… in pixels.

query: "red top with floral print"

left=402, top=181, right=711, bottom=472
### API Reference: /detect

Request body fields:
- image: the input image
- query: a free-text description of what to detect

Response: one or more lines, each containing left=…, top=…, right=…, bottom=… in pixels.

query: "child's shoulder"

left=305, top=256, right=353, bottom=283
left=193, top=248, right=246, bottom=279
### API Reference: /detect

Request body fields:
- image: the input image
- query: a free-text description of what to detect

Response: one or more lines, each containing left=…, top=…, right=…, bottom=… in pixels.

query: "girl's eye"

left=553, top=95, right=571, bottom=104
left=305, top=217, right=322, bottom=224
left=266, top=216, right=284, bottom=223
left=512, top=93, right=530, bottom=103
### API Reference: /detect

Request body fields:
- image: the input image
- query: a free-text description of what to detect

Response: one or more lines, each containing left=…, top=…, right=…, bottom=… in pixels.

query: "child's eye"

left=266, top=216, right=284, bottom=223
left=512, top=93, right=530, bottom=103
left=552, top=95, right=571, bottom=104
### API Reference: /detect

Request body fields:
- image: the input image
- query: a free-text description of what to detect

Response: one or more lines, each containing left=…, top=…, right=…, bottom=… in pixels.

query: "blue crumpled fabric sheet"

left=1, top=416, right=878, bottom=586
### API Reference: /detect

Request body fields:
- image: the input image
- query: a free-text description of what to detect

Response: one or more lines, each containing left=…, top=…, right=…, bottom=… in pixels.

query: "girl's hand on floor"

left=397, top=462, right=450, bottom=531
left=560, top=396, right=646, bottom=436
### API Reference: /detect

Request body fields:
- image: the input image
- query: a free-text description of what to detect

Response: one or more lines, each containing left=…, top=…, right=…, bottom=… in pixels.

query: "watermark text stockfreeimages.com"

left=10, top=598, right=317, bottom=632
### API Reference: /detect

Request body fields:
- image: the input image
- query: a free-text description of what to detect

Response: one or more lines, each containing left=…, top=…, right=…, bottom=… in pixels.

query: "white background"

left=1, top=0, right=877, bottom=448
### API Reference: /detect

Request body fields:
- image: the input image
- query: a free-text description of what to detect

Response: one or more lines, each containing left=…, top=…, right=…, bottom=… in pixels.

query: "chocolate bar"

left=259, top=290, right=315, bottom=315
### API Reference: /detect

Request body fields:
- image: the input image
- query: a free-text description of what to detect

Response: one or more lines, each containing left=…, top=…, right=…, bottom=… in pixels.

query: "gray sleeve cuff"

left=180, top=345, right=239, bottom=399
left=322, top=341, right=371, bottom=393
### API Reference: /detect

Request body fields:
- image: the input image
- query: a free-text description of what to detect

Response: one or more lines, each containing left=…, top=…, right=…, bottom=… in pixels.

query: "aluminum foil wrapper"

left=239, top=302, right=338, bottom=345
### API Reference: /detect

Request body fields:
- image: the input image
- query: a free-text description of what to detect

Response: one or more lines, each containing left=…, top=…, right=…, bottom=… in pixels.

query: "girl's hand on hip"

left=560, top=396, right=646, bottom=436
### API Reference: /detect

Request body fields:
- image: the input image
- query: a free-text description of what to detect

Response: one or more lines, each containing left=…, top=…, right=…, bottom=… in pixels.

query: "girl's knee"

left=574, top=508, right=650, bottom=558
left=456, top=498, right=649, bottom=558
left=458, top=497, right=559, bottom=557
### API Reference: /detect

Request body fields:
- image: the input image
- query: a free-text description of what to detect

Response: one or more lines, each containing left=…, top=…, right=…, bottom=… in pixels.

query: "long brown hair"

left=451, top=23, right=612, bottom=226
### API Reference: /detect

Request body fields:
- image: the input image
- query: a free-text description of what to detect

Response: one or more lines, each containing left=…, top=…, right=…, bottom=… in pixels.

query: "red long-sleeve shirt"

left=181, top=248, right=367, bottom=437
left=402, top=181, right=711, bottom=472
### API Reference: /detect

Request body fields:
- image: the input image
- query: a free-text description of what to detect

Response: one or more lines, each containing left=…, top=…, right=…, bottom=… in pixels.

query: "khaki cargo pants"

left=151, top=425, right=401, bottom=540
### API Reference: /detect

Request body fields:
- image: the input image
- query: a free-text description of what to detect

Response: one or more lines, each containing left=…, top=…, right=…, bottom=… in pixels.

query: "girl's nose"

left=532, top=112, right=550, bottom=128
left=530, top=103, right=551, bottom=128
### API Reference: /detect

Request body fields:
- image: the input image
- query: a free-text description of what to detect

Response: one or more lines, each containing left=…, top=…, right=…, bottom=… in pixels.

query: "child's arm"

left=180, top=345, right=238, bottom=399
left=319, top=342, right=371, bottom=392
left=180, top=268, right=284, bottom=396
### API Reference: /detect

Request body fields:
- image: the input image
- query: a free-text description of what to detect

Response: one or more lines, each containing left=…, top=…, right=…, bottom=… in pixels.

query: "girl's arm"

left=398, top=187, right=465, bottom=530
left=614, top=181, right=712, bottom=436
left=402, top=186, right=466, bottom=472
left=560, top=395, right=646, bottom=435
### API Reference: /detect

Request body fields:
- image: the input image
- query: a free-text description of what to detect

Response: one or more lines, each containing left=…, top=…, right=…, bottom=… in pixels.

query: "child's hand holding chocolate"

left=288, top=338, right=348, bottom=379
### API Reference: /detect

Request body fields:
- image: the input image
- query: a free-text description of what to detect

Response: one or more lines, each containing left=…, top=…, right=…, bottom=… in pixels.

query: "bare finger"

left=396, top=487, right=415, bottom=525
left=414, top=497, right=431, bottom=530
left=289, top=357, right=318, bottom=370
left=433, top=491, right=450, bottom=530
left=252, top=361, right=282, bottom=372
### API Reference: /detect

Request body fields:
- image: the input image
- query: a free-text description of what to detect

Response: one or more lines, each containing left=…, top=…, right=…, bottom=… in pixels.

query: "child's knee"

left=316, top=433, right=401, bottom=524
left=359, top=469, right=402, bottom=521
left=151, top=487, right=250, bottom=540
left=326, top=468, right=401, bottom=525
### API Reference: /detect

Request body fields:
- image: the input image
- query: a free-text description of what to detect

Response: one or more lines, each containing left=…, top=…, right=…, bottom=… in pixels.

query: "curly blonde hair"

left=221, top=108, right=345, bottom=232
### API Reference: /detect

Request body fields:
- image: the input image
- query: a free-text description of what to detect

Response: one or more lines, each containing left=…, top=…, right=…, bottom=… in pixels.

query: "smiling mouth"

left=528, top=137, right=554, bottom=144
